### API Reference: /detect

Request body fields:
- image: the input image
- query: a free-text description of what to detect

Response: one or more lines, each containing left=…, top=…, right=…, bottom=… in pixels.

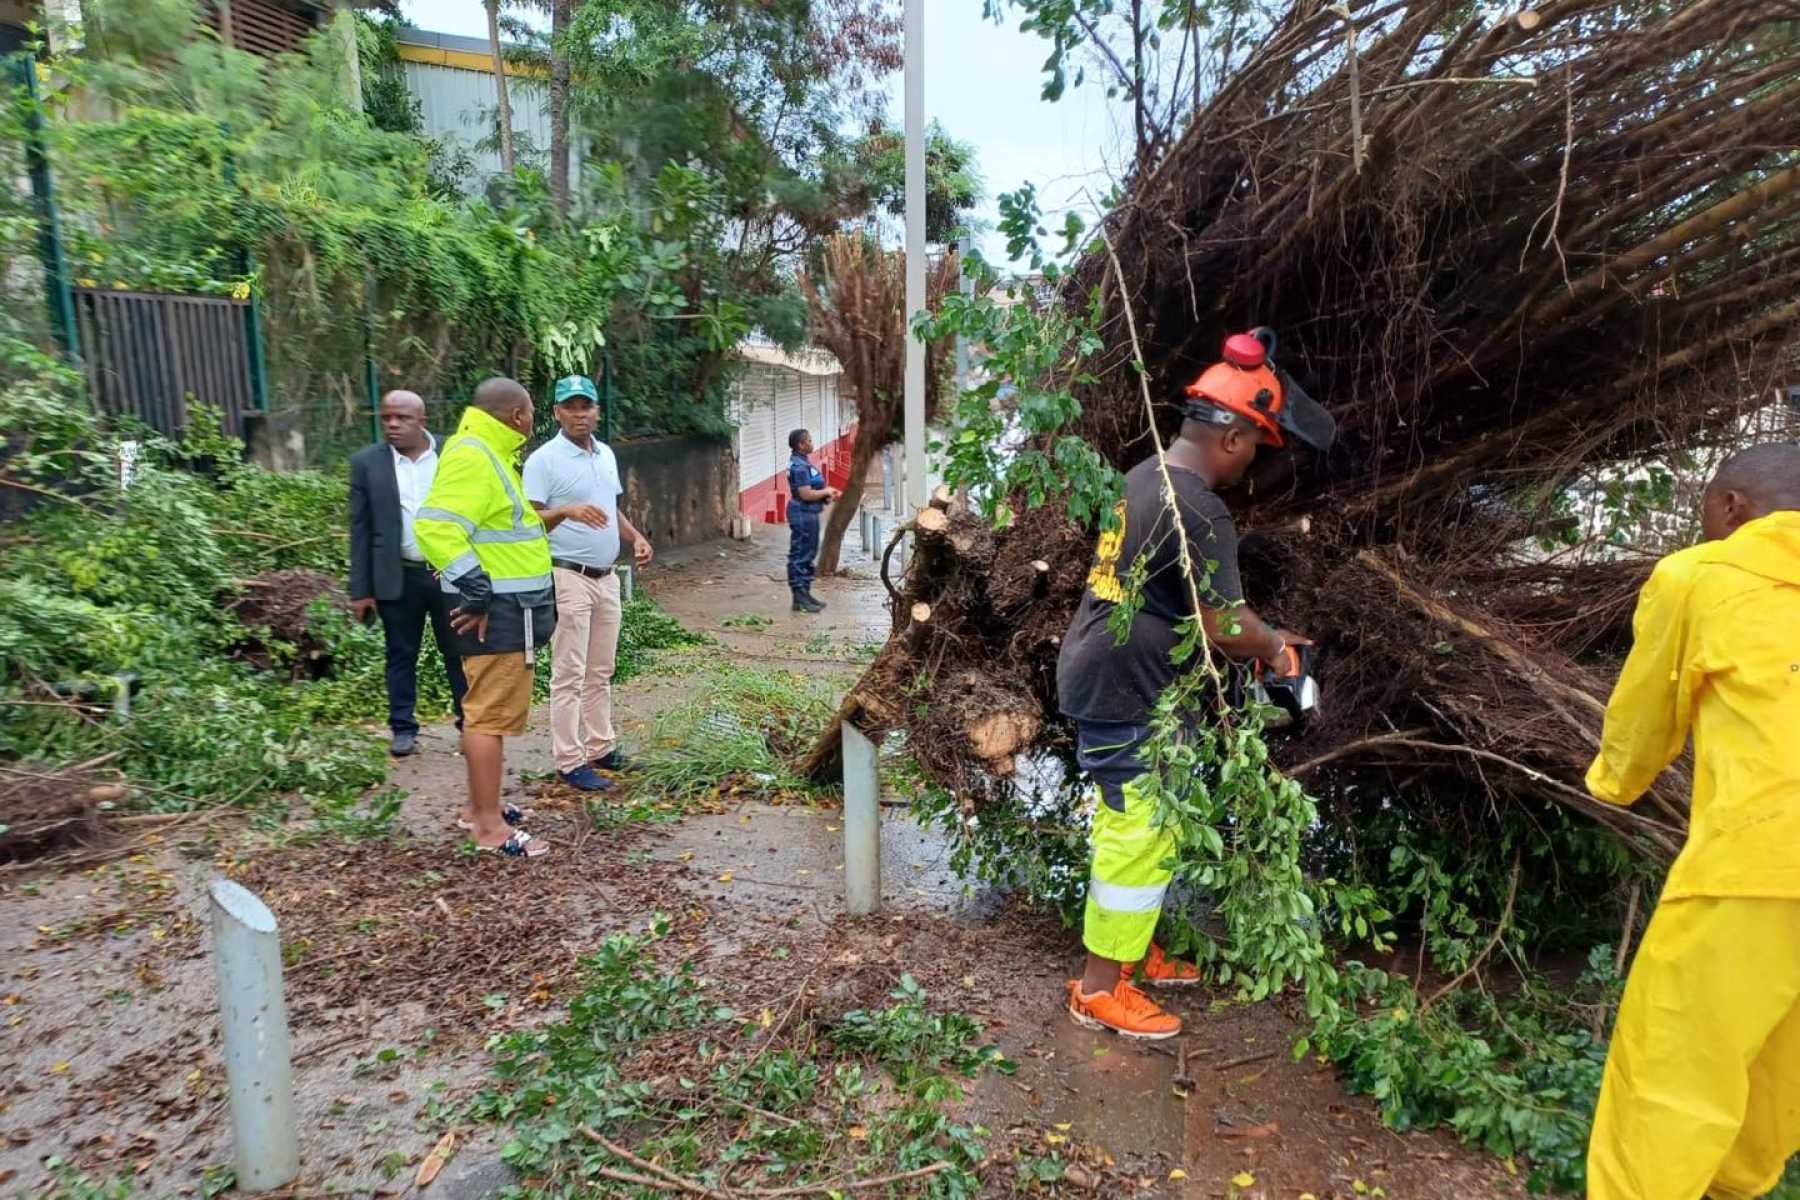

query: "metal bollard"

left=111, top=672, right=136, bottom=721
left=618, top=564, right=635, bottom=603
left=869, top=516, right=883, bottom=561
left=859, top=508, right=871, bottom=556
left=209, top=880, right=299, bottom=1191
left=842, top=722, right=881, bottom=915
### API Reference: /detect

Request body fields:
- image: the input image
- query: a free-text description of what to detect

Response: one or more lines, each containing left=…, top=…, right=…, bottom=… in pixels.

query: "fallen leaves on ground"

left=415, top=1130, right=456, bottom=1187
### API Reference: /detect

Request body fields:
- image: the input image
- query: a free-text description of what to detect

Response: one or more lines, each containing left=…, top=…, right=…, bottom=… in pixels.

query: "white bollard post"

left=209, top=880, right=299, bottom=1192
left=869, top=516, right=884, bottom=561
left=618, top=563, right=635, bottom=603
left=842, top=722, right=881, bottom=915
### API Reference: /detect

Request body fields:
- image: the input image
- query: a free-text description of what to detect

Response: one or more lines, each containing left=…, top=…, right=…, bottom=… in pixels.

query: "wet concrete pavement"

left=645, top=522, right=894, bottom=657
left=971, top=1012, right=1189, bottom=1172
left=650, top=802, right=991, bottom=921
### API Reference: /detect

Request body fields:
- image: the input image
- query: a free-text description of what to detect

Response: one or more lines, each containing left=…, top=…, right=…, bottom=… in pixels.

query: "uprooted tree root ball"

left=224, top=568, right=347, bottom=679
left=804, top=0, right=1800, bottom=873
left=0, top=765, right=120, bottom=864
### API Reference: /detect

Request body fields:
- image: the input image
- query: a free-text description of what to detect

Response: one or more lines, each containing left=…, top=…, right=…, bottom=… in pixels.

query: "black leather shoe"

left=390, top=731, right=418, bottom=757
left=591, top=749, right=632, bottom=772
left=803, top=588, right=828, bottom=611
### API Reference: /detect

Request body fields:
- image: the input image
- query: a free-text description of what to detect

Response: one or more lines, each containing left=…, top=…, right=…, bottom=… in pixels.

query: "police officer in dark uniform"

left=786, top=429, right=840, bottom=613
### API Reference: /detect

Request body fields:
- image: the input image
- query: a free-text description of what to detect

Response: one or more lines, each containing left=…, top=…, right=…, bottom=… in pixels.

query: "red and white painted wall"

left=731, top=342, right=858, bottom=524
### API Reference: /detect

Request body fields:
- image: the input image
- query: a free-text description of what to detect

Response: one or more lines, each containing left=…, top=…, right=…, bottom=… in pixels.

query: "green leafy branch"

left=914, top=185, right=1120, bottom=530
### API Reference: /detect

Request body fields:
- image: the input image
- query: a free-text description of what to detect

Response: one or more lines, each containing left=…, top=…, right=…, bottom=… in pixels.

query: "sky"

left=395, top=0, right=1132, bottom=265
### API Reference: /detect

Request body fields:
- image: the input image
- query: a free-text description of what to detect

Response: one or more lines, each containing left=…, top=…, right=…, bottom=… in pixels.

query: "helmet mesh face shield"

left=1181, top=330, right=1336, bottom=452
left=1269, top=366, right=1335, bottom=452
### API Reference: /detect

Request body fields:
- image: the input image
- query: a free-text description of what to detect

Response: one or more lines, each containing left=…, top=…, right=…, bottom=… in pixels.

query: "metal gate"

left=12, top=49, right=268, bottom=445
left=72, top=288, right=259, bottom=439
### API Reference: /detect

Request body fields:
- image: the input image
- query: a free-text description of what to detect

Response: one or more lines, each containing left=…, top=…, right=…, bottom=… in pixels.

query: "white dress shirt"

left=392, top=435, right=438, bottom=563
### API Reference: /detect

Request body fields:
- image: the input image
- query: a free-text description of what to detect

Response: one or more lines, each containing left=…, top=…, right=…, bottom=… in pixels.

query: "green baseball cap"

left=553, top=375, right=598, bottom=405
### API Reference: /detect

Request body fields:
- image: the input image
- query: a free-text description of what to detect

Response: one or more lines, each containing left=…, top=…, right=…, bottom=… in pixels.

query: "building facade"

left=393, top=26, right=586, bottom=197
left=730, top=343, right=855, bottom=524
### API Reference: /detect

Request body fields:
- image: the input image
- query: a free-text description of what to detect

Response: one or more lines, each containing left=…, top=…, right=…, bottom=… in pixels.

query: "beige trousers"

left=549, top=567, right=622, bottom=772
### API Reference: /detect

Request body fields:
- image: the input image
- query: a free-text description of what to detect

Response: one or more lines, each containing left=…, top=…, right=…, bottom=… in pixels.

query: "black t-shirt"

left=1056, top=458, right=1245, bottom=725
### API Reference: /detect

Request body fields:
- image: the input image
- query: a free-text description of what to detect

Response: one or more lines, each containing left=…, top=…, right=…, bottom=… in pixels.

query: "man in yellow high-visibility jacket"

left=1586, top=442, right=1800, bottom=1199
left=416, top=377, right=557, bottom=859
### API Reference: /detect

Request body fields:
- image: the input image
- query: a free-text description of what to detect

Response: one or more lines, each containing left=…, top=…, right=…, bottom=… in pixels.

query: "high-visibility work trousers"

left=1588, top=896, right=1800, bottom=1200
left=1082, top=776, right=1176, bottom=963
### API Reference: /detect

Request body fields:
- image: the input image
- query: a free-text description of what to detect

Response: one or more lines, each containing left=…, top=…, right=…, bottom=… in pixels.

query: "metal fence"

left=72, top=287, right=259, bottom=439
left=11, top=49, right=267, bottom=447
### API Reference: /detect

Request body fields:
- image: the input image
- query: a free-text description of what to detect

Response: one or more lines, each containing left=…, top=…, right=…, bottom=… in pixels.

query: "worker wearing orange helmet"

left=1056, top=328, right=1336, bottom=1039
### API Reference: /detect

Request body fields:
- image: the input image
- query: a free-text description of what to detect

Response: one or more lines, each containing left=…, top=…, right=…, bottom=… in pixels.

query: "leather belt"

left=553, top=559, right=614, bottom=580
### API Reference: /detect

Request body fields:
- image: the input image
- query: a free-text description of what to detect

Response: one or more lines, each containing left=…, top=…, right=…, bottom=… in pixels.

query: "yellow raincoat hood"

left=1703, top=508, right=1800, bottom=584
left=1588, top=510, right=1800, bottom=900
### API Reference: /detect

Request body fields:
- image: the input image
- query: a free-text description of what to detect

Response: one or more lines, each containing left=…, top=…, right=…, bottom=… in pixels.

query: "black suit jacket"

left=348, top=441, right=424, bottom=604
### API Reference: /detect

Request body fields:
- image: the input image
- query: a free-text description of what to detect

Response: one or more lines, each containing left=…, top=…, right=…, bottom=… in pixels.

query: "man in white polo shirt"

left=521, top=375, right=654, bottom=792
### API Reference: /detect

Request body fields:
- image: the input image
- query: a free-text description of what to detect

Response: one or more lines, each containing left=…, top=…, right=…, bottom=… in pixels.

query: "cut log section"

left=966, top=710, right=1041, bottom=777
left=913, top=506, right=949, bottom=535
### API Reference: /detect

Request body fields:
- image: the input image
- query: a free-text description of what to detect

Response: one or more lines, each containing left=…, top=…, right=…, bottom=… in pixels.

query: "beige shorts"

left=460, top=652, right=533, bottom=736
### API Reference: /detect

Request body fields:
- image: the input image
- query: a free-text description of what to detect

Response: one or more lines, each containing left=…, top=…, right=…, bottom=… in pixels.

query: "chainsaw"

left=1246, top=642, right=1321, bottom=729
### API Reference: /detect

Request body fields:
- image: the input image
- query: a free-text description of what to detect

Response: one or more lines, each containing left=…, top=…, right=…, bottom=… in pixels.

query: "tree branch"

left=1421, top=855, right=1521, bottom=1014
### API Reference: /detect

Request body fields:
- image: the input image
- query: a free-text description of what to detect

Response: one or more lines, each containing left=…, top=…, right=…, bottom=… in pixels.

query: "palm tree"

left=799, top=235, right=960, bottom=576
left=548, top=0, right=572, bottom=216
left=485, top=0, right=516, bottom=174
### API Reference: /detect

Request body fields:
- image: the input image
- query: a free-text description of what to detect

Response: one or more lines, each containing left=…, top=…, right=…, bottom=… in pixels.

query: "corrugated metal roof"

left=394, top=27, right=503, bottom=56
left=737, top=342, right=843, bottom=377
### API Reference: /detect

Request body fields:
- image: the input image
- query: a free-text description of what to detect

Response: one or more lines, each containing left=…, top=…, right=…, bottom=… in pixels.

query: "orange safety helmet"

left=1183, top=327, right=1335, bottom=451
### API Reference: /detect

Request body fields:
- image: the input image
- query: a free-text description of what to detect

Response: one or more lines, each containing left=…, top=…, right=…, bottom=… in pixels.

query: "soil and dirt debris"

left=225, top=569, right=346, bottom=678
left=0, top=760, right=125, bottom=866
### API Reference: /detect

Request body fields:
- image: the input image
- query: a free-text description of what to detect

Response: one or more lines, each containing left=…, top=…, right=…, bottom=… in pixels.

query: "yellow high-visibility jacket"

left=1587, top=510, right=1800, bottom=900
left=415, top=406, right=554, bottom=657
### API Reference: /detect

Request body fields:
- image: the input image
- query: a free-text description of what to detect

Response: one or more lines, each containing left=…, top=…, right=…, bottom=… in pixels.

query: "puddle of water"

left=973, top=1015, right=1185, bottom=1162
left=654, top=803, right=1006, bottom=923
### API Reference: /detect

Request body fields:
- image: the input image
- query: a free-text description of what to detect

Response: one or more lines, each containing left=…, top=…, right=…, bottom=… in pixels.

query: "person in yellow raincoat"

left=1586, top=442, right=1800, bottom=1200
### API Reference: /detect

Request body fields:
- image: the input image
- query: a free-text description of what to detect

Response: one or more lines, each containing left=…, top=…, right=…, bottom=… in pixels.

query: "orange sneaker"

left=1066, top=978, right=1182, bottom=1040
left=1124, top=943, right=1203, bottom=989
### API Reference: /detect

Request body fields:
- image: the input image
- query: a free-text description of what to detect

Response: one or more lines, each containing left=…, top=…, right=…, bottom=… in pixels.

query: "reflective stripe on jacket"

left=416, top=406, right=555, bottom=656
left=1587, top=510, right=1800, bottom=900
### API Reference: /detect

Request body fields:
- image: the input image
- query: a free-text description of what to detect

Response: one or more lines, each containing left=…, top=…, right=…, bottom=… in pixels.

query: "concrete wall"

left=615, top=435, right=736, bottom=550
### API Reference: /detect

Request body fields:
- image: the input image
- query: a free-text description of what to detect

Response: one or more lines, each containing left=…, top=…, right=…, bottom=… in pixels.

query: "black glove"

left=452, top=568, right=494, bottom=615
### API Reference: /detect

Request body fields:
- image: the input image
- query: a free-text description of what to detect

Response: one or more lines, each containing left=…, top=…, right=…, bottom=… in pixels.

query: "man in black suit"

left=349, top=390, right=467, bottom=756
